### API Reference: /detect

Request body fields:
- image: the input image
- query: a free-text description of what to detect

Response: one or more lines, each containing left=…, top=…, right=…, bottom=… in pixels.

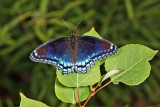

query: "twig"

left=77, top=86, right=81, bottom=107
left=73, top=103, right=75, bottom=107
left=92, top=84, right=99, bottom=92
left=82, top=80, right=112, bottom=107
left=82, top=92, right=92, bottom=107
left=93, top=80, right=112, bottom=95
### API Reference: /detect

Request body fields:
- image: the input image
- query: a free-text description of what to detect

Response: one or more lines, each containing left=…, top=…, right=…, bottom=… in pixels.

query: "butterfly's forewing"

left=29, top=37, right=74, bottom=74
left=75, top=36, right=118, bottom=73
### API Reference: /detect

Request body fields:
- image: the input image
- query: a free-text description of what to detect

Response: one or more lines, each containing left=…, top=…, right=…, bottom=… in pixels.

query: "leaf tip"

left=20, top=93, right=24, bottom=98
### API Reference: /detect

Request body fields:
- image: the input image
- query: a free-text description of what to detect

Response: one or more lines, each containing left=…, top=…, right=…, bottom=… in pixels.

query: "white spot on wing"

left=34, top=50, right=38, bottom=56
left=110, top=44, right=113, bottom=50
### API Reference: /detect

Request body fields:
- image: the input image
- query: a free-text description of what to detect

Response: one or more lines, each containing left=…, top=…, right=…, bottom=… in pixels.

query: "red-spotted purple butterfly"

left=29, top=31, right=118, bottom=75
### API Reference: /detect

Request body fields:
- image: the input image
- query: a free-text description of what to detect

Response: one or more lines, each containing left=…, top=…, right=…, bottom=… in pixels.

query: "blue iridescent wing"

left=75, top=36, right=118, bottom=73
left=29, top=37, right=74, bottom=74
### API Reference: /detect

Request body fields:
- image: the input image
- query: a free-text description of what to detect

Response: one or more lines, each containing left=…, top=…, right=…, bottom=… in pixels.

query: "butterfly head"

left=70, top=31, right=76, bottom=37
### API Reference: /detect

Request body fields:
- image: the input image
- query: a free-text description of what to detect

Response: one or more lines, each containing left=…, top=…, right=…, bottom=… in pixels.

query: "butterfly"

left=29, top=31, right=118, bottom=75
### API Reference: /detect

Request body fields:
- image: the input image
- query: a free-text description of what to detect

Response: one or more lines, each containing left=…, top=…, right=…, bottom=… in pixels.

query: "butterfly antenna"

left=61, top=18, right=72, bottom=32
left=74, top=16, right=84, bottom=31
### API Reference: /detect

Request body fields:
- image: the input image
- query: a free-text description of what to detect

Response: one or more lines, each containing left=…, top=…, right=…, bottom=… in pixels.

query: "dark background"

left=0, top=0, right=160, bottom=106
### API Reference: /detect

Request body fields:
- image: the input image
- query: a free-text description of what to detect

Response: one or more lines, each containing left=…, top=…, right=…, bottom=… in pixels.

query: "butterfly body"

left=67, top=32, right=79, bottom=64
left=30, top=32, right=118, bottom=75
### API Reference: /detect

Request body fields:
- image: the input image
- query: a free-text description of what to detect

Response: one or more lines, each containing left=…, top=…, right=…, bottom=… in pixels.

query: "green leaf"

left=55, top=78, right=90, bottom=103
left=19, top=93, right=49, bottom=107
left=57, top=61, right=101, bottom=87
left=83, top=27, right=102, bottom=38
left=105, top=44, right=158, bottom=85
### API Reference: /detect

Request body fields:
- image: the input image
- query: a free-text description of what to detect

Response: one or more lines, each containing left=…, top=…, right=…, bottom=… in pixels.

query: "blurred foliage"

left=0, top=0, right=160, bottom=106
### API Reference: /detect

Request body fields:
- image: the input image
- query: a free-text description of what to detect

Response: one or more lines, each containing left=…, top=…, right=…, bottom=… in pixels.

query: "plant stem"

left=73, top=103, right=75, bottom=107
left=82, top=80, right=112, bottom=107
left=93, top=80, right=112, bottom=95
left=77, top=86, right=81, bottom=107
left=82, top=92, right=92, bottom=107
left=92, top=84, right=99, bottom=92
